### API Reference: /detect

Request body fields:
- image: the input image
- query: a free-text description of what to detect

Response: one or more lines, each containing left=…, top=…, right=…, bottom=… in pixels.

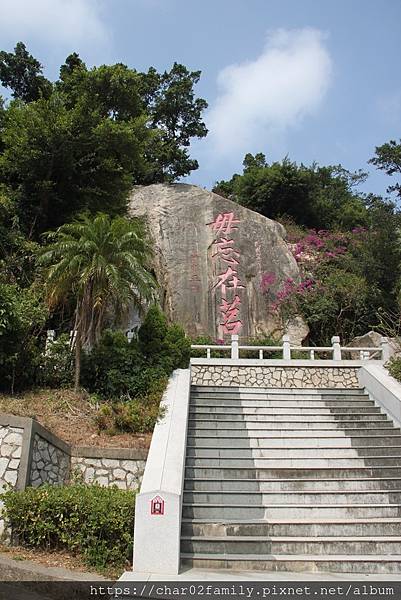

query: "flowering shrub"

left=260, top=226, right=372, bottom=345
left=288, top=228, right=367, bottom=266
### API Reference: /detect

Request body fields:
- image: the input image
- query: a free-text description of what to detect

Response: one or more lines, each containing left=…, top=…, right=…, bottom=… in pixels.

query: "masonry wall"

left=0, top=414, right=148, bottom=495
left=71, top=448, right=147, bottom=490
left=0, top=423, right=24, bottom=491
left=191, top=364, right=360, bottom=388
left=30, top=433, right=70, bottom=488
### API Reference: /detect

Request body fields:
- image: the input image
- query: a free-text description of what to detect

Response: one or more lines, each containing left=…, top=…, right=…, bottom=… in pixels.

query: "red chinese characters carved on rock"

left=208, top=212, right=244, bottom=336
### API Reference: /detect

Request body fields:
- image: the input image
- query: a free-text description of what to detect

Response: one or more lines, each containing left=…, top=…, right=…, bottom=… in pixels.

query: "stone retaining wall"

left=0, top=424, right=24, bottom=491
left=0, top=414, right=148, bottom=493
left=30, top=434, right=70, bottom=488
left=191, top=365, right=360, bottom=388
left=71, top=448, right=147, bottom=490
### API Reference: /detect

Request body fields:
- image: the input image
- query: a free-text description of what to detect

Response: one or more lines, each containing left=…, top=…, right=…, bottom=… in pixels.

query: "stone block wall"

left=71, top=448, right=147, bottom=490
left=191, top=364, right=360, bottom=388
left=30, top=434, right=70, bottom=488
left=0, top=414, right=148, bottom=495
left=0, top=425, right=24, bottom=491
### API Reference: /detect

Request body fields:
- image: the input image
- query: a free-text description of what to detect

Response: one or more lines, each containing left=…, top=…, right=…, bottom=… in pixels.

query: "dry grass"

left=0, top=543, right=124, bottom=579
left=0, top=388, right=151, bottom=449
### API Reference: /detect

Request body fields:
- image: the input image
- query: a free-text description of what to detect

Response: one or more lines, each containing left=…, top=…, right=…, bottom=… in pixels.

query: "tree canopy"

left=213, top=153, right=369, bottom=230
left=370, top=139, right=401, bottom=199
left=0, top=43, right=208, bottom=238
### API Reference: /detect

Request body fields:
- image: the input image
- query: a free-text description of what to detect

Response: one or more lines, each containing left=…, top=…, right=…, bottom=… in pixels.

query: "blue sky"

left=0, top=0, right=400, bottom=197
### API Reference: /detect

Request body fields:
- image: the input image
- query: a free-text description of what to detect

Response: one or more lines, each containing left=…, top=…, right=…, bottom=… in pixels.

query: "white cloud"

left=207, top=28, right=332, bottom=158
left=0, top=0, right=108, bottom=47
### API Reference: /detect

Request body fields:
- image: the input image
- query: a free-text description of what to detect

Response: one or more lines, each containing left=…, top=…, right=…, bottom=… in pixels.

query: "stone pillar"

left=331, top=336, right=342, bottom=360
left=231, top=335, right=239, bottom=360
left=282, top=335, right=291, bottom=360
left=381, top=337, right=391, bottom=362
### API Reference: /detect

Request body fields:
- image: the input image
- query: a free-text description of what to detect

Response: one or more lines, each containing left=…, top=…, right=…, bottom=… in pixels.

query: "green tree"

left=0, top=47, right=208, bottom=238
left=214, top=154, right=368, bottom=230
left=59, top=59, right=208, bottom=182
left=139, top=63, right=208, bottom=181
left=38, top=213, right=156, bottom=390
left=298, top=269, right=370, bottom=345
left=0, top=42, right=51, bottom=102
left=0, top=92, right=149, bottom=236
left=370, top=139, right=401, bottom=199
left=0, top=283, right=47, bottom=393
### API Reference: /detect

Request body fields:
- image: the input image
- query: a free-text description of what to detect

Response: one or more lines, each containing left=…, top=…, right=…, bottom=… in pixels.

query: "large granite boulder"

left=127, top=183, right=308, bottom=343
left=346, top=331, right=397, bottom=360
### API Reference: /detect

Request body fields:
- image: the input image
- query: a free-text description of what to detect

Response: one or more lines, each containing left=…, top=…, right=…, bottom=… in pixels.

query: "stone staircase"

left=180, top=385, right=401, bottom=574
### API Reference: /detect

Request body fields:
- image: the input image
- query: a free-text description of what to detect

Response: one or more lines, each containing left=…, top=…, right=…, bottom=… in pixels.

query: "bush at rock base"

left=83, top=306, right=190, bottom=433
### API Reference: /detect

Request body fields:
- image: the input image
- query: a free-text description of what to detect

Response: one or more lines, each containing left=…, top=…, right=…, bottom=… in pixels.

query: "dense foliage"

left=216, top=153, right=401, bottom=345
left=2, top=483, right=135, bottom=570
left=387, top=356, right=401, bottom=383
left=82, top=306, right=190, bottom=433
left=0, top=283, right=47, bottom=393
left=0, top=44, right=208, bottom=238
left=214, top=153, right=369, bottom=230
left=370, top=139, right=401, bottom=199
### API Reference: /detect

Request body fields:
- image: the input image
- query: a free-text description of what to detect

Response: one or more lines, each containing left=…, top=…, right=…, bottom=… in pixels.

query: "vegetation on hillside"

left=214, top=152, right=401, bottom=345
left=1, top=41, right=401, bottom=416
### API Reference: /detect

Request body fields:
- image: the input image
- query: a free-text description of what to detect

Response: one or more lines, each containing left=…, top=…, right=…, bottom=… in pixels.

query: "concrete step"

left=189, top=413, right=389, bottom=422
left=190, top=387, right=366, bottom=396
left=181, top=535, right=401, bottom=555
left=184, top=477, right=401, bottom=492
left=191, top=396, right=373, bottom=404
left=187, top=426, right=400, bottom=436
left=185, top=466, right=401, bottom=479
left=183, top=490, right=401, bottom=506
left=190, top=406, right=381, bottom=415
left=190, top=397, right=373, bottom=404
left=181, top=518, right=401, bottom=538
left=180, top=553, right=401, bottom=573
left=187, top=436, right=401, bottom=448
left=188, top=430, right=401, bottom=440
left=182, top=503, right=401, bottom=519
left=185, top=446, right=401, bottom=458
left=186, top=456, right=401, bottom=468
left=188, top=418, right=395, bottom=429
left=191, top=402, right=376, bottom=410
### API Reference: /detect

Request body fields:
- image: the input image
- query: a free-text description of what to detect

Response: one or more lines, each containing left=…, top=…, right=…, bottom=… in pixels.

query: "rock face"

left=128, top=184, right=308, bottom=343
left=347, top=331, right=397, bottom=360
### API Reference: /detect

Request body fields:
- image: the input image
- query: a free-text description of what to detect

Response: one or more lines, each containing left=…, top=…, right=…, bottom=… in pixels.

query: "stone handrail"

left=191, top=335, right=390, bottom=362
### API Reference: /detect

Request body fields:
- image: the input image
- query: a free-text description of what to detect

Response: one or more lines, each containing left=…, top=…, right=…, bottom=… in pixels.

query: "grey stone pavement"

left=120, top=567, right=401, bottom=581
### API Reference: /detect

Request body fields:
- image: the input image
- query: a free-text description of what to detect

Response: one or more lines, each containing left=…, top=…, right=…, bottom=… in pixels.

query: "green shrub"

left=0, top=283, right=47, bottom=393
left=2, top=483, right=135, bottom=570
left=388, top=356, right=401, bottom=382
left=81, top=306, right=189, bottom=433
left=82, top=306, right=190, bottom=401
left=138, top=306, right=191, bottom=371
left=95, top=378, right=167, bottom=434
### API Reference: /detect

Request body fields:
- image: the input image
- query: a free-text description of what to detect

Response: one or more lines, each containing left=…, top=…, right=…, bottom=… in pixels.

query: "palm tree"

left=38, top=213, right=156, bottom=391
